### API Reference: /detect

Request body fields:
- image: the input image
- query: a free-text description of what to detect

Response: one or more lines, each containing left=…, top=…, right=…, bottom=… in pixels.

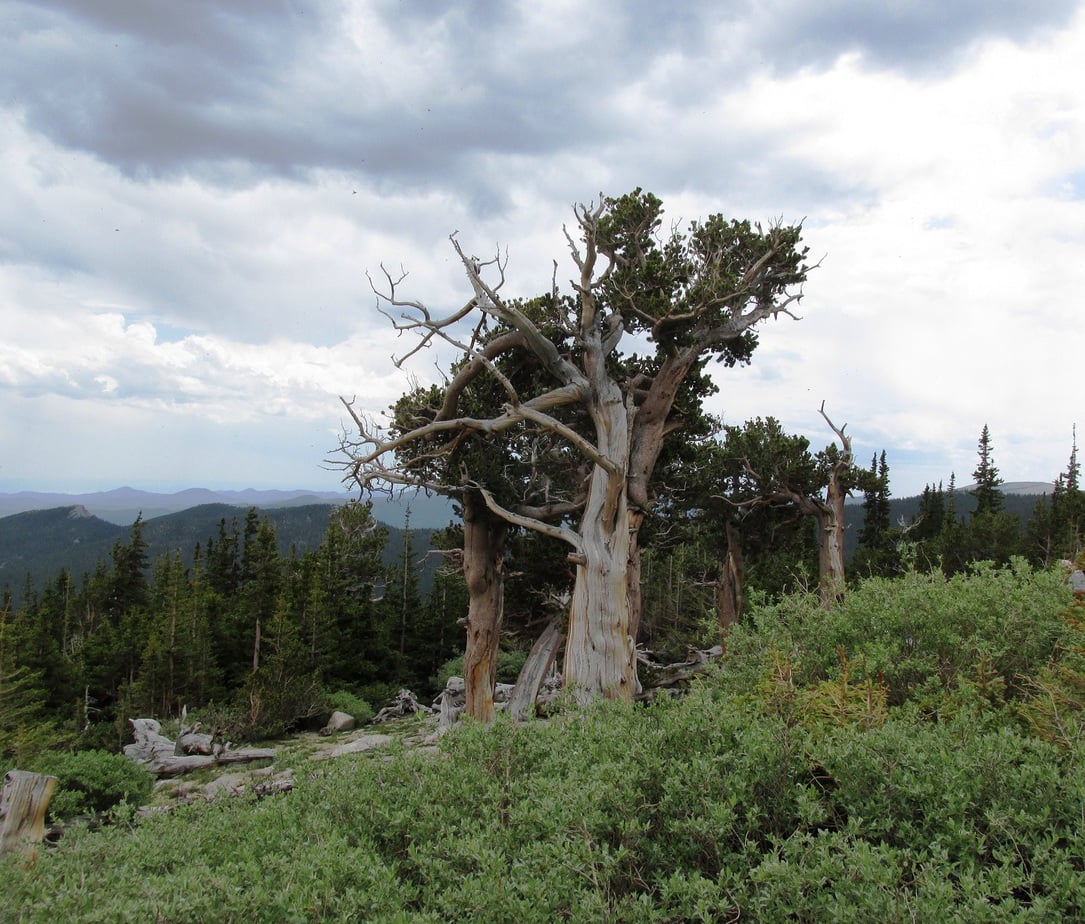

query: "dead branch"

left=474, top=484, right=582, bottom=551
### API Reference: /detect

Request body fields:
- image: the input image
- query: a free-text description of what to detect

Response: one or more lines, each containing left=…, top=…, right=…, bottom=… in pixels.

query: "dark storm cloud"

left=760, top=0, right=1082, bottom=74
left=1, top=0, right=329, bottom=177
left=1, top=0, right=1080, bottom=196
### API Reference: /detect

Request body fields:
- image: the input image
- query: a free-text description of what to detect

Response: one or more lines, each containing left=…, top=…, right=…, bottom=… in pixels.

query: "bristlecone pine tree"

left=339, top=190, right=813, bottom=702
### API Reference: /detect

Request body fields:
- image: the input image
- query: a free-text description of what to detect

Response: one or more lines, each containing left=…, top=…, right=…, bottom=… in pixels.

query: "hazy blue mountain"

left=0, top=487, right=456, bottom=528
left=0, top=501, right=443, bottom=603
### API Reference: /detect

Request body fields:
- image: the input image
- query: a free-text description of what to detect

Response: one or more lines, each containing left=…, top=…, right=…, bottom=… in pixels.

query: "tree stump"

left=510, top=619, right=564, bottom=721
left=1, top=770, right=57, bottom=859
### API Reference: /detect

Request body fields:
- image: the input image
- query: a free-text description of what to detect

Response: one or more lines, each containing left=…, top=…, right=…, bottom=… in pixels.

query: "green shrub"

left=7, top=565, right=1085, bottom=921
left=722, top=560, right=1072, bottom=710
left=31, top=749, right=153, bottom=821
left=321, top=689, right=375, bottom=725
left=435, top=648, right=528, bottom=690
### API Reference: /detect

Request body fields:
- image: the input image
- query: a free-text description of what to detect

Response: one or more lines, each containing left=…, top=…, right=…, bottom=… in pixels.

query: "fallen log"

left=637, top=645, right=724, bottom=694
left=124, top=718, right=275, bottom=777
left=372, top=689, right=433, bottom=723
left=1, top=770, right=57, bottom=858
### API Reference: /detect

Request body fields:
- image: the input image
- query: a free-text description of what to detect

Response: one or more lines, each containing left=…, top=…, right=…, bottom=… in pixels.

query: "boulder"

left=320, top=711, right=357, bottom=736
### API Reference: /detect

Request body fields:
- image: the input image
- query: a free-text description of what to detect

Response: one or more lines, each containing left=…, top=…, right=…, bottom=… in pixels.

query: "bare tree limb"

left=473, top=484, right=583, bottom=552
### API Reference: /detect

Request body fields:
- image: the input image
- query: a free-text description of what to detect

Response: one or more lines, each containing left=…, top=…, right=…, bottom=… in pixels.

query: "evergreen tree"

left=854, top=450, right=899, bottom=576
left=388, top=509, right=425, bottom=688
left=183, top=544, right=221, bottom=705
left=971, top=424, right=1005, bottom=515
left=314, top=500, right=391, bottom=693
left=1024, top=491, right=1056, bottom=566
left=936, top=474, right=971, bottom=575
left=243, top=592, right=322, bottom=737
left=0, top=599, right=52, bottom=763
left=414, top=564, right=470, bottom=693
left=909, top=482, right=947, bottom=571
left=1051, top=426, right=1084, bottom=558
left=1024, top=428, right=1085, bottom=564
left=130, top=550, right=192, bottom=718
left=226, top=511, right=282, bottom=685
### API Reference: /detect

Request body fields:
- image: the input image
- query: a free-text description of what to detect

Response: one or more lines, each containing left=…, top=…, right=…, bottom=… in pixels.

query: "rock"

left=320, top=734, right=395, bottom=759
left=203, top=773, right=246, bottom=800
left=320, top=711, right=357, bottom=736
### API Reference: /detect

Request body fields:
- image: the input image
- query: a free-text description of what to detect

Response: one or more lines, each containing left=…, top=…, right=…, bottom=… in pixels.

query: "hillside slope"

left=0, top=503, right=439, bottom=601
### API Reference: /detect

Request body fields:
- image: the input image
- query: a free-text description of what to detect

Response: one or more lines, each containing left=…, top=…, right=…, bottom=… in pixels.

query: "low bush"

left=721, top=559, right=1071, bottom=710
left=321, top=689, right=375, bottom=725
left=30, top=749, right=153, bottom=821
left=6, top=563, right=1085, bottom=920
left=435, top=648, right=528, bottom=690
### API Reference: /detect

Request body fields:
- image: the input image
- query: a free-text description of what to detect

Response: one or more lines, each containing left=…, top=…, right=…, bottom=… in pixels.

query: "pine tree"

left=391, top=508, right=425, bottom=687
left=855, top=450, right=898, bottom=576
left=314, top=500, right=390, bottom=691
left=243, top=592, right=322, bottom=737
left=935, top=474, right=971, bottom=575
left=971, top=424, right=1005, bottom=515
left=911, top=483, right=946, bottom=542
left=958, top=429, right=1020, bottom=565
left=0, top=600, right=51, bottom=763
left=1051, top=426, right=1084, bottom=558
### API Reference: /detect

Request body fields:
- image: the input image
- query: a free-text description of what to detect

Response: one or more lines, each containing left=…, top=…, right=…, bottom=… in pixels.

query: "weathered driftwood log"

left=124, top=718, right=275, bottom=777
left=372, top=689, right=434, bottom=723
left=435, top=677, right=515, bottom=729
left=174, top=707, right=219, bottom=756
left=1, top=770, right=57, bottom=858
left=637, top=645, right=724, bottom=693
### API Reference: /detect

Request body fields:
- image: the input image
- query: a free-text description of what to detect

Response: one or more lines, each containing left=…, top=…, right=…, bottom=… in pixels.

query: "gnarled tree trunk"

left=816, top=402, right=853, bottom=605
left=564, top=396, right=638, bottom=701
left=716, top=521, right=746, bottom=647
left=461, top=492, right=507, bottom=722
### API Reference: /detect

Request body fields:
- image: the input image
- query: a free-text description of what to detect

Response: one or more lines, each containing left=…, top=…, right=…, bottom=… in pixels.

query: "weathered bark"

left=716, top=521, right=746, bottom=647
left=125, top=718, right=274, bottom=777
left=626, top=511, right=646, bottom=644
left=510, top=618, right=565, bottom=720
left=461, top=492, right=507, bottom=722
left=563, top=380, right=639, bottom=700
left=1, top=770, right=57, bottom=858
left=816, top=403, right=853, bottom=605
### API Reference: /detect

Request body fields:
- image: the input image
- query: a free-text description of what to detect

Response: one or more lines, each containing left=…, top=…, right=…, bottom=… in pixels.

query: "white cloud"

left=0, top=0, right=1083, bottom=498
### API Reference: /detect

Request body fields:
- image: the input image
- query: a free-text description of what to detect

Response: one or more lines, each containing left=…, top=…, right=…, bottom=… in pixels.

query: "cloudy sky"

left=1, top=0, right=1082, bottom=501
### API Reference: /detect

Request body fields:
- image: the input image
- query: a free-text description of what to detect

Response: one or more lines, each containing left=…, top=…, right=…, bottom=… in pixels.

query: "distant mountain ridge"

left=1, top=483, right=1057, bottom=603
left=0, top=487, right=456, bottom=528
left=0, top=501, right=444, bottom=603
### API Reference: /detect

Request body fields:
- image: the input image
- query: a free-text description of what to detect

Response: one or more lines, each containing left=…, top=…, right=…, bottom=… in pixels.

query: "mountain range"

left=0, top=488, right=457, bottom=602
left=0, top=483, right=1056, bottom=604
left=0, top=486, right=456, bottom=528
